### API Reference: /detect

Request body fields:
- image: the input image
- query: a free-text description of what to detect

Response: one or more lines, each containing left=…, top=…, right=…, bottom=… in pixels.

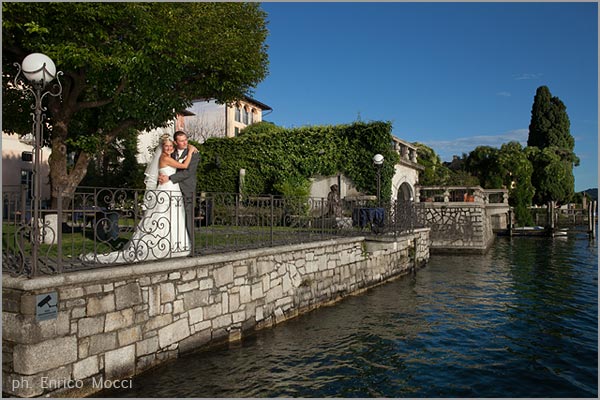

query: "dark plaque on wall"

left=21, top=151, right=33, bottom=162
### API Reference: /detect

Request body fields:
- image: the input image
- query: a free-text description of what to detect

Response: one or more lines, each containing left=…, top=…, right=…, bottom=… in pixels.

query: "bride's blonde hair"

left=160, top=133, right=172, bottom=145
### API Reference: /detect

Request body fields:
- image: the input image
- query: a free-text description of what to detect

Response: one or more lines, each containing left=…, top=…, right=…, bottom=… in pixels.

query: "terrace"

left=3, top=185, right=423, bottom=277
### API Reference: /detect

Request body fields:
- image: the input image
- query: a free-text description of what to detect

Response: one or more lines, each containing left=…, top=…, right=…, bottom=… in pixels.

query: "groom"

left=158, top=130, right=200, bottom=245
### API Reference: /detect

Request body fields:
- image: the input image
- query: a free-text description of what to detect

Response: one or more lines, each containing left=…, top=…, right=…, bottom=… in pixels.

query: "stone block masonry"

left=417, top=203, right=494, bottom=253
left=2, top=229, right=429, bottom=398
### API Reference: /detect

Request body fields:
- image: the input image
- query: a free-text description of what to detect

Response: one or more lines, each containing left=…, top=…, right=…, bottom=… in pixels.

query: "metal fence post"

left=270, top=195, right=274, bottom=247
left=57, top=189, right=63, bottom=273
left=191, top=193, right=196, bottom=256
left=235, top=193, right=240, bottom=227
left=321, top=197, right=326, bottom=239
left=18, top=184, right=28, bottom=274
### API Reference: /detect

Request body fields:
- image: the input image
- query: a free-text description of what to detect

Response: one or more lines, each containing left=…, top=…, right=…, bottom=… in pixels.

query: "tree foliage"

left=527, top=146, right=575, bottom=206
left=464, top=146, right=503, bottom=189
left=79, top=129, right=145, bottom=189
left=526, top=86, right=578, bottom=205
left=463, top=142, right=534, bottom=225
left=445, top=170, right=480, bottom=187
left=413, top=143, right=452, bottom=186
left=2, top=2, right=269, bottom=205
left=527, top=86, right=574, bottom=151
left=239, top=121, right=282, bottom=136
left=497, top=142, right=534, bottom=226
left=418, top=143, right=531, bottom=225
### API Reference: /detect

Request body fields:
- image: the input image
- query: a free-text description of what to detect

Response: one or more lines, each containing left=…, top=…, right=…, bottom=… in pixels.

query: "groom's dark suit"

left=169, top=148, right=200, bottom=242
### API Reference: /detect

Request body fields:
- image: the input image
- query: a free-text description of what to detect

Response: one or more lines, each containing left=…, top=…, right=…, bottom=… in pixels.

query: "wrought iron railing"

left=2, top=185, right=423, bottom=277
left=528, top=205, right=597, bottom=227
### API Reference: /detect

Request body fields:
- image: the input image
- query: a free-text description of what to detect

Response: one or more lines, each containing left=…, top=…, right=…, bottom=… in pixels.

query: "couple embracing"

left=84, top=131, right=199, bottom=264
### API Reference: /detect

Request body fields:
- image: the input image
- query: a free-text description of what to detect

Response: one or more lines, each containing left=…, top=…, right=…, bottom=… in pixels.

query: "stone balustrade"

left=415, top=186, right=508, bottom=204
left=392, top=137, right=418, bottom=164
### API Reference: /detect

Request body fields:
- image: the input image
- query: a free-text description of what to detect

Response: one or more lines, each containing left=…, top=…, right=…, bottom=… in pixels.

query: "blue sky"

left=253, top=2, right=598, bottom=192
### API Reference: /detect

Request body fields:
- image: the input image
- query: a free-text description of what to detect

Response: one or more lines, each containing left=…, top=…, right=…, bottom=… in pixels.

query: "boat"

left=511, top=226, right=546, bottom=236
left=497, top=226, right=569, bottom=237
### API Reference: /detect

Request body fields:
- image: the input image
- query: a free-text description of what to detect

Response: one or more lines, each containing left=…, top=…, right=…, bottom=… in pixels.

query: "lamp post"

left=373, top=153, right=384, bottom=206
left=13, top=53, right=62, bottom=275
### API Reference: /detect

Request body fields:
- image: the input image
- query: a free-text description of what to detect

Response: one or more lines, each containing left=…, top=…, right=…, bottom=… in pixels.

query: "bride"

left=82, top=135, right=198, bottom=264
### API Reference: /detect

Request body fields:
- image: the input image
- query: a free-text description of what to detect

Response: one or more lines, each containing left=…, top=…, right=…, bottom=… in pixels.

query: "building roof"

left=191, top=96, right=272, bottom=112
left=242, top=96, right=272, bottom=111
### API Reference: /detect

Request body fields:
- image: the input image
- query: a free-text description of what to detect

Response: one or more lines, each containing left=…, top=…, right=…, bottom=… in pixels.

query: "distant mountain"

left=582, top=188, right=598, bottom=201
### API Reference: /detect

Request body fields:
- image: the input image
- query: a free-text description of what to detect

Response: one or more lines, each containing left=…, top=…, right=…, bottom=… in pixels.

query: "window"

left=242, top=107, right=249, bottom=125
left=21, top=170, right=33, bottom=200
left=234, top=127, right=240, bottom=137
left=249, top=109, right=254, bottom=124
left=235, top=107, right=241, bottom=122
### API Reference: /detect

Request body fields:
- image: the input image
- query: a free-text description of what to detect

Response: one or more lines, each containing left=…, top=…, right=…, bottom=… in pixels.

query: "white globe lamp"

left=21, top=53, right=57, bottom=87
left=373, top=153, right=384, bottom=165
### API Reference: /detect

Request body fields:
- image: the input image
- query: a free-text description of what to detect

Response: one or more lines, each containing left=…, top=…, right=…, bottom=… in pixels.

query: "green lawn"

left=3, top=221, right=347, bottom=269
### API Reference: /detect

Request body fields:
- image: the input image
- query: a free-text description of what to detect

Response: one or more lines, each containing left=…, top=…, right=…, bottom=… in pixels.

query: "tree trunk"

left=44, top=72, right=136, bottom=209
left=48, top=126, right=91, bottom=209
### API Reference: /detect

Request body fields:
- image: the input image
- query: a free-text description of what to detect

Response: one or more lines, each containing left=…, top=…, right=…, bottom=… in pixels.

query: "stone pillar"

left=239, top=168, right=246, bottom=203
left=547, top=201, right=556, bottom=230
left=410, top=149, right=417, bottom=163
left=588, top=200, right=596, bottom=238
left=474, top=188, right=484, bottom=203
left=42, top=213, right=58, bottom=245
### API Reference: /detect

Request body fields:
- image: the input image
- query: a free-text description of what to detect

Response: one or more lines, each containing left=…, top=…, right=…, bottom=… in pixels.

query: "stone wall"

left=2, top=229, right=429, bottom=398
left=417, top=203, right=494, bottom=253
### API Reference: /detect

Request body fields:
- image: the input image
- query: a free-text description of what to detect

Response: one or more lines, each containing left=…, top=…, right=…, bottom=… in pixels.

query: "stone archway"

left=397, top=182, right=414, bottom=202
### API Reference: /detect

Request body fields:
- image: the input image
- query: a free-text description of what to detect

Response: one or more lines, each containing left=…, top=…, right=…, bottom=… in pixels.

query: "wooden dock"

left=496, top=226, right=569, bottom=237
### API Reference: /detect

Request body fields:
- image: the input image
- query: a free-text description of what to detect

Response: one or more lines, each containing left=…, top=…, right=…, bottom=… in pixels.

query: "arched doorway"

left=397, top=182, right=414, bottom=202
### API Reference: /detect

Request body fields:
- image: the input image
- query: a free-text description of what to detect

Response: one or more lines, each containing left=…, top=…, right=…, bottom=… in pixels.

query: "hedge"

left=195, top=121, right=400, bottom=199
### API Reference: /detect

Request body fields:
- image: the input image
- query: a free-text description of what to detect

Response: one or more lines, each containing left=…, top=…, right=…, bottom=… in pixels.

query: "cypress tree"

left=526, top=86, right=578, bottom=205
left=527, top=86, right=574, bottom=151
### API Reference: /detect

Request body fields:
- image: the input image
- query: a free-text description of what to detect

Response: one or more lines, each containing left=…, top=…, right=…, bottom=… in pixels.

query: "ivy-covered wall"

left=195, top=121, right=400, bottom=199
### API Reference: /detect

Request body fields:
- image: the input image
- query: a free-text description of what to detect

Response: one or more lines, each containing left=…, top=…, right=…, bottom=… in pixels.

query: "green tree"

left=414, top=143, right=451, bottom=186
left=2, top=2, right=268, bottom=206
left=527, top=86, right=574, bottom=151
left=526, top=86, right=578, bottom=205
left=445, top=170, right=480, bottom=187
left=79, top=129, right=145, bottom=189
left=465, top=146, right=503, bottom=189
left=527, top=146, right=576, bottom=205
left=497, top=142, right=534, bottom=225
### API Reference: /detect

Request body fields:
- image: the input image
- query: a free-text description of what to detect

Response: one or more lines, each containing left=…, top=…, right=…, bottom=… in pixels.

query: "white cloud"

left=422, top=129, right=529, bottom=161
left=496, top=91, right=511, bottom=97
left=514, top=73, right=543, bottom=80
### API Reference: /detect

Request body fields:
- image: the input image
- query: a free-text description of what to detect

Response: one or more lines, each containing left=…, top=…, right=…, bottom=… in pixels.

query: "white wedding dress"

left=82, top=166, right=190, bottom=264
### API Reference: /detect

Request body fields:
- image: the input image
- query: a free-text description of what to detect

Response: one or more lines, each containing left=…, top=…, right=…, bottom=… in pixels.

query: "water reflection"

left=100, top=233, right=597, bottom=398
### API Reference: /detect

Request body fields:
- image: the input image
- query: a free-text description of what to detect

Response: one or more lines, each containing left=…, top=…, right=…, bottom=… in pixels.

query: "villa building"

left=309, top=136, right=423, bottom=203
left=391, top=136, right=423, bottom=202
left=1, top=132, right=51, bottom=202
left=137, top=96, right=272, bottom=163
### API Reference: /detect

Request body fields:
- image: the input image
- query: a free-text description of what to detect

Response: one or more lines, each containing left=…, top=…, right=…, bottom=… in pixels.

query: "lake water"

left=100, top=231, right=598, bottom=398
